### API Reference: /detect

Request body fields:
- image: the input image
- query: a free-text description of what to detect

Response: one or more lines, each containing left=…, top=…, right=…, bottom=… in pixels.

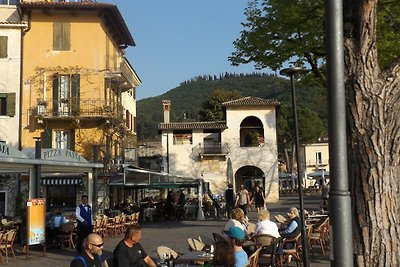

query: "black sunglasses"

left=91, top=243, right=103, bottom=248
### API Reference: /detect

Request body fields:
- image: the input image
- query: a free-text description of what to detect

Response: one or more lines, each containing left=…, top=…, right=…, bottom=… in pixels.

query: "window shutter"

left=53, top=22, right=70, bottom=51
left=0, top=36, right=7, bottom=58
left=70, top=129, right=75, bottom=151
left=52, top=74, right=59, bottom=115
left=41, top=128, right=53, bottom=148
left=71, top=74, right=80, bottom=114
left=6, top=93, right=15, bottom=117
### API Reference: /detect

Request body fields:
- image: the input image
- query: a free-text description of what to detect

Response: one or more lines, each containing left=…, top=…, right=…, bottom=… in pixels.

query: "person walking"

left=76, top=194, right=93, bottom=254
left=252, top=185, right=266, bottom=212
left=225, top=183, right=235, bottom=219
left=235, top=184, right=251, bottom=216
left=70, top=233, right=104, bottom=267
left=113, top=225, right=157, bottom=267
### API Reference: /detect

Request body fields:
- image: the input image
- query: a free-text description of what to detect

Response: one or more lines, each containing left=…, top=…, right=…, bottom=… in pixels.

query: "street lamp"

left=280, top=67, right=309, bottom=267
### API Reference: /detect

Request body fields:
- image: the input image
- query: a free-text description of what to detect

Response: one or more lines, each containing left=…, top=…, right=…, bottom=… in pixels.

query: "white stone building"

left=0, top=2, right=26, bottom=148
left=301, top=138, right=330, bottom=187
left=159, top=97, right=280, bottom=202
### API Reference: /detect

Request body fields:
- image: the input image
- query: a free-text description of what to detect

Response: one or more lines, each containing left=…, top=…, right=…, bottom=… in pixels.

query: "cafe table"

left=174, top=251, right=213, bottom=265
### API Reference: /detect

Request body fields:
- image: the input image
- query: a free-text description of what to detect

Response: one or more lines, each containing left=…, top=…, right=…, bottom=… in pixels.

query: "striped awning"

left=41, top=177, right=82, bottom=186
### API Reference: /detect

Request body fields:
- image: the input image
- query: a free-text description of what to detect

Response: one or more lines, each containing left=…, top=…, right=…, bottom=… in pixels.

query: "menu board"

left=27, top=198, right=46, bottom=246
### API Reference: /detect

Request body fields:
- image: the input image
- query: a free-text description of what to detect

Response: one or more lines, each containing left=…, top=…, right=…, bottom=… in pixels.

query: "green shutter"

left=6, top=93, right=15, bottom=117
left=71, top=74, right=80, bottom=114
left=52, top=74, right=59, bottom=115
left=0, top=36, right=7, bottom=58
left=41, top=128, right=53, bottom=148
left=70, top=129, right=75, bottom=151
left=53, top=22, right=70, bottom=51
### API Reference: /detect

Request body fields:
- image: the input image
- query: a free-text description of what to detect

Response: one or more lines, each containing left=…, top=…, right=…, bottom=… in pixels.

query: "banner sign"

left=27, top=198, right=46, bottom=246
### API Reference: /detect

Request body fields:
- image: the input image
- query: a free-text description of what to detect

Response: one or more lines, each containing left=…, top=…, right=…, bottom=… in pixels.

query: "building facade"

left=0, top=1, right=25, bottom=148
left=159, top=97, right=280, bottom=202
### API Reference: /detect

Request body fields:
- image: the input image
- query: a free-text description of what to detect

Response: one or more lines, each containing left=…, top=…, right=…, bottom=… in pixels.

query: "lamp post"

left=280, top=67, right=309, bottom=267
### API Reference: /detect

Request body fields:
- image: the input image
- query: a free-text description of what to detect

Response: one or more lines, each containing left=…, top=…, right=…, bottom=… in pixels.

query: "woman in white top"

left=255, top=209, right=280, bottom=238
left=224, top=208, right=248, bottom=238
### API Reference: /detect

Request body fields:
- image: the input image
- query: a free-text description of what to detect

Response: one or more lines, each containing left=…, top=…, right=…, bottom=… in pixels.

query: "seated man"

left=113, top=225, right=156, bottom=267
left=226, top=226, right=248, bottom=267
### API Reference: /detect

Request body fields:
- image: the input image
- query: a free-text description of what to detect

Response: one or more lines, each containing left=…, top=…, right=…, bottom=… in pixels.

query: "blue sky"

left=107, top=0, right=269, bottom=100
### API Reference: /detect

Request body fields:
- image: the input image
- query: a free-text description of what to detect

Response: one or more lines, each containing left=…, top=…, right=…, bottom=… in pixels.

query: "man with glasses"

left=70, top=233, right=104, bottom=267
left=113, top=225, right=156, bottom=267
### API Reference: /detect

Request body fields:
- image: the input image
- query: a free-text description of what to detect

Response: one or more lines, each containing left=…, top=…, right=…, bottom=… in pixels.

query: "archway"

left=235, top=165, right=264, bottom=194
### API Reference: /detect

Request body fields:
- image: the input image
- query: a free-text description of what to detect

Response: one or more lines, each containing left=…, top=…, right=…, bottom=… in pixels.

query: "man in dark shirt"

left=113, top=225, right=156, bottom=267
left=225, top=183, right=235, bottom=218
left=70, top=233, right=104, bottom=267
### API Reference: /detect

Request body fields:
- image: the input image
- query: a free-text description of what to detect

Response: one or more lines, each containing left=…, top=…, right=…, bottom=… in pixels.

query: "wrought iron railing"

left=36, top=98, right=123, bottom=118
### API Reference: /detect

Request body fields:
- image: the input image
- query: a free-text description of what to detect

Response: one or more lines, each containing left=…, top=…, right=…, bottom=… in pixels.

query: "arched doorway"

left=235, top=166, right=265, bottom=194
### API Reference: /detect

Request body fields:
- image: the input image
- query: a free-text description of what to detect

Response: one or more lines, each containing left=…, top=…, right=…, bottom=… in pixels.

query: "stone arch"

left=235, top=165, right=264, bottom=193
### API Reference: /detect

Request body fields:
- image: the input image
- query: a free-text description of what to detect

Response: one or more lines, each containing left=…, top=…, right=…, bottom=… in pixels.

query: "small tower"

left=162, top=100, right=171, bottom=123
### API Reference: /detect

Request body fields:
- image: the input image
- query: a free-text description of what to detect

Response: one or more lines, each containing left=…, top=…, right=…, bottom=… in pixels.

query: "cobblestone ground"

left=10, top=195, right=330, bottom=267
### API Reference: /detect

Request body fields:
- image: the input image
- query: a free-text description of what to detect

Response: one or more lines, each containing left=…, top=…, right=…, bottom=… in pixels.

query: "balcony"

left=196, top=142, right=230, bottom=160
left=107, top=58, right=141, bottom=92
left=35, top=98, right=122, bottom=121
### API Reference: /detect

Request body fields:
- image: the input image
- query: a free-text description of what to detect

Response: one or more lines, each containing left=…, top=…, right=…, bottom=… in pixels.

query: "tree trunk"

left=344, top=0, right=400, bottom=265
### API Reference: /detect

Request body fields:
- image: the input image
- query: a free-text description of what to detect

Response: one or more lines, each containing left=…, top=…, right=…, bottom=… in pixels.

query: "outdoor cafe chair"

left=0, top=229, right=17, bottom=263
left=56, top=222, right=76, bottom=249
left=253, top=233, right=278, bottom=266
left=156, top=245, right=180, bottom=260
left=308, top=217, right=330, bottom=255
left=245, top=247, right=262, bottom=267
left=277, top=234, right=302, bottom=267
left=187, top=237, right=205, bottom=251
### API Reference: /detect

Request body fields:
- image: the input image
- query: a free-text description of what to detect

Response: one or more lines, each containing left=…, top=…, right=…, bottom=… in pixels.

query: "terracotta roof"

left=0, top=21, right=27, bottom=27
left=222, top=96, right=280, bottom=107
left=18, top=1, right=134, bottom=46
left=158, top=121, right=227, bottom=130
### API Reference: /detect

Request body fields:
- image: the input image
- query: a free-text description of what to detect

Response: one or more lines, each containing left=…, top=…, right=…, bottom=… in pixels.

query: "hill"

left=137, top=73, right=327, bottom=141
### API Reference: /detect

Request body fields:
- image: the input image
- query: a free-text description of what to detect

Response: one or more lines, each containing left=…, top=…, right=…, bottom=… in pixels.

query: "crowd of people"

left=64, top=182, right=304, bottom=267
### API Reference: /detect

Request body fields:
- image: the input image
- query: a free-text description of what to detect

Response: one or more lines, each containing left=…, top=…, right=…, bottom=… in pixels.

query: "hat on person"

left=227, top=226, right=245, bottom=240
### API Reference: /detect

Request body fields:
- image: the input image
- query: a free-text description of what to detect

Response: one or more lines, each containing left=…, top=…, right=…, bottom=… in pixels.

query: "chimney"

left=162, top=100, right=171, bottom=123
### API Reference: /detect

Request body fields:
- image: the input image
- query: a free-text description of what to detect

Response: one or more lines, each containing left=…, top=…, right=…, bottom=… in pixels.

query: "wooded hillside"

left=137, top=73, right=327, bottom=141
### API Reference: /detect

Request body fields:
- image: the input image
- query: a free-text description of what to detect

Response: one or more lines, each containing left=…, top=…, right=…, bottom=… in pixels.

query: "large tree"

left=198, top=89, right=242, bottom=121
left=231, top=0, right=400, bottom=265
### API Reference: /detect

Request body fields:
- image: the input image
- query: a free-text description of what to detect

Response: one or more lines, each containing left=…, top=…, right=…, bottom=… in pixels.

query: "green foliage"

left=244, top=131, right=260, bottom=147
left=198, top=89, right=242, bottom=121
left=377, top=0, right=400, bottom=68
left=229, top=0, right=326, bottom=85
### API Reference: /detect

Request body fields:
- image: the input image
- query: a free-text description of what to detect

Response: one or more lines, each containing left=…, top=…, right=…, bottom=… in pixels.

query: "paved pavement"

left=10, top=195, right=330, bottom=266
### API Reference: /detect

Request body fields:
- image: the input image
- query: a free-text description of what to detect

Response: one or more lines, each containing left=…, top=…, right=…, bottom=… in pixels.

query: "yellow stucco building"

left=19, top=0, right=140, bottom=166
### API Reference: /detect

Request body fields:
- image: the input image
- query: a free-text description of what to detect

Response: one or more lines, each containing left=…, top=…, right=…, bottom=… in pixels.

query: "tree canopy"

left=198, top=89, right=242, bottom=121
left=230, top=0, right=400, bottom=265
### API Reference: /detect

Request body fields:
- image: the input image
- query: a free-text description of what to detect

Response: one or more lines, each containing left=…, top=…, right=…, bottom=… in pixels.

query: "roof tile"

left=222, top=96, right=280, bottom=107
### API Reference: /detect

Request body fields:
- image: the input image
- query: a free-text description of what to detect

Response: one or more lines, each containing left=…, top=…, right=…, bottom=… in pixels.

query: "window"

left=53, top=22, right=70, bottom=51
left=316, top=152, right=323, bottom=165
left=47, top=185, right=76, bottom=209
left=0, top=93, right=16, bottom=116
left=0, top=36, right=7, bottom=58
left=52, top=74, right=80, bottom=115
left=0, top=0, right=19, bottom=5
left=240, top=116, right=264, bottom=147
left=54, top=130, right=71, bottom=149
left=173, top=130, right=192, bottom=145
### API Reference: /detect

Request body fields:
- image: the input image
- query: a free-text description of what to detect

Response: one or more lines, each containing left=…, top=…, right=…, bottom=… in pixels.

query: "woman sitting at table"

left=204, top=239, right=235, bottom=267
left=279, top=207, right=301, bottom=249
left=223, top=208, right=249, bottom=237
left=255, top=209, right=280, bottom=238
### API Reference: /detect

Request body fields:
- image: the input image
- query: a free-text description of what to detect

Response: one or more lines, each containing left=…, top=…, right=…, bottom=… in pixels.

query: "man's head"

left=287, top=207, right=299, bottom=219
left=81, top=194, right=88, bottom=205
left=240, top=184, right=244, bottom=190
left=84, top=233, right=104, bottom=257
left=227, top=226, right=245, bottom=247
left=125, top=225, right=142, bottom=244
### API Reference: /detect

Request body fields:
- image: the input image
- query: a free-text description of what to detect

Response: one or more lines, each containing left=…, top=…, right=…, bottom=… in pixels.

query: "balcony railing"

left=196, top=143, right=229, bottom=160
left=107, top=58, right=140, bottom=91
left=36, top=98, right=122, bottom=119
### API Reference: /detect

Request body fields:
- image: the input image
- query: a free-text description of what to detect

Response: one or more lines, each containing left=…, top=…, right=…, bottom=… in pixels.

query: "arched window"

left=240, top=116, right=264, bottom=147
